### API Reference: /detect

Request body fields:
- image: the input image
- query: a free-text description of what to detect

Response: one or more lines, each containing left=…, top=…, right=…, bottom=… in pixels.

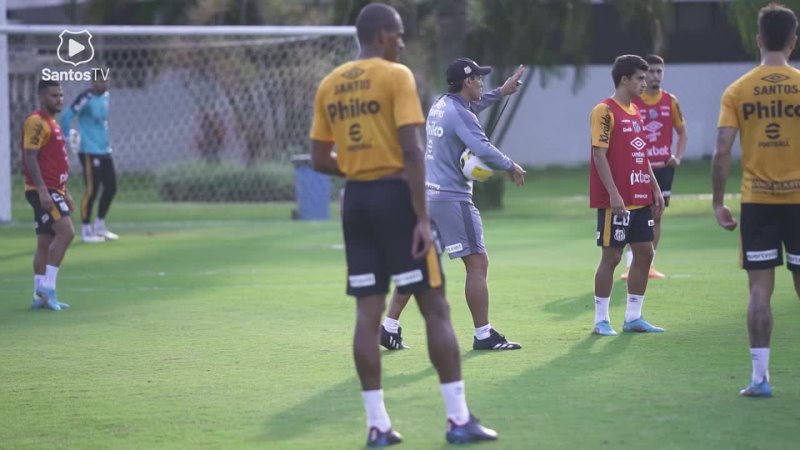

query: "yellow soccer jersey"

left=718, top=65, right=800, bottom=203
left=639, top=90, right=685, bottom=129
left=310, top=57, right=425, bottom=181
left=589, top=99, right=638, bottom=148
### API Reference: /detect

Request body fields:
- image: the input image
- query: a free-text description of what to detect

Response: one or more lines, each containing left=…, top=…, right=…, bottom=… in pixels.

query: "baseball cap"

left=446, top=58, right=492, bottom=85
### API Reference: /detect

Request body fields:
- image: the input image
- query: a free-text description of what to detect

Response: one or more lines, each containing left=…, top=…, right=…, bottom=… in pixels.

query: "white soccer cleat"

left=81, top=232, right=105, bottom=243
left=95, top=227, right=119, bottom=241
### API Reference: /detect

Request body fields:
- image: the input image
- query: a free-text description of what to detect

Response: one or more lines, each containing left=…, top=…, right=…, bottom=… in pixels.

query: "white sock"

left=750, top=348, right=770, bottom=383
left=474, top=323, right=492, bottom=340
left=440, top=380, right=470, bottom=425
left=34, top=274, right=45, bottom=293
left=82, top=224, right=92, bottom=235
left=625, top=293, right=644, bottom=322
left=362, top=390, right=392, bottom=432
left=382, top=317, right=400, bottom=334
left=594, top=296, right=610, bottom=323
left=43, top=265, right=59, bottom=290
left=95, top=218, right=105, bottom=229
left=625, top=249, right=633, bottom=267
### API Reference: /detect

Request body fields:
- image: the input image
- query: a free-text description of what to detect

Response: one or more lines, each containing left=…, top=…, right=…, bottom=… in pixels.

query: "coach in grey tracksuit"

left=381, top=58, right=527, bottom=352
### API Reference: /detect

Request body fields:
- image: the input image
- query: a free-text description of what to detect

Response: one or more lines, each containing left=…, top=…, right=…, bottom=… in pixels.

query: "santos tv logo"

left=41, top=29, right=109, bottom=81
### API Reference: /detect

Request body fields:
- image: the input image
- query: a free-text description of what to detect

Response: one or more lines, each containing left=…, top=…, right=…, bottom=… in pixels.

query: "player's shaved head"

left=356, top=3, right=401, bottom=45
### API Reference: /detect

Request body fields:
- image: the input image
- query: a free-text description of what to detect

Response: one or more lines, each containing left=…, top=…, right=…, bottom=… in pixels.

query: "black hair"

left=611, top=55, right=648, bottom=87
left=355, top=3, right=400, bottom=45
left=759, top=2, right=798, bottom=51
left=38, top=79, right=60, bottom=93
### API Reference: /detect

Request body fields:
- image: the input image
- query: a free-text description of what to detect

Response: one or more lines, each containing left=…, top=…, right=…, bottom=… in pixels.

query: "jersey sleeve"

left=670, top=94, right=685, bottom=128
left=392, top=65, right=425, bottom=127
left=590, top=103, right=613, bottom=148
left=22, top=115, right=51, bottom=151
left=309, top=77, right=334, bottom=142
left=717, top=85, right=739, bottom=129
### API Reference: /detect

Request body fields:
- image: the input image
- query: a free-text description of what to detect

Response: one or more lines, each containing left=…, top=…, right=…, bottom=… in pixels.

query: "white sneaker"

left=82, top=232, right=105, bottom=243
left=95, top=226, right=119, bottom=240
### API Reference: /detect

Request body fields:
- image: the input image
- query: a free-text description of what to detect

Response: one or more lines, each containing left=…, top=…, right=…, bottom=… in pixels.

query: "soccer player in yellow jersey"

left=309, top=3, right=497, bottom=446
left=713, top=2, right=800, bottom=398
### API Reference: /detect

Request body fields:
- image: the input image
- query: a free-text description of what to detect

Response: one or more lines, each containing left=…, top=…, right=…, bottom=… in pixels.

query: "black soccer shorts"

left=740, top=203, right=800, bottom=271
left=596, top=206, right=654, bottom=247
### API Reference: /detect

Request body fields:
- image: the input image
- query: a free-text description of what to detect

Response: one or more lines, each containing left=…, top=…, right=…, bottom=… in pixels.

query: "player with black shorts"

left=712, top=3, right=800, bottom=398
left=309, top=3, right=497, bottom=446
left=589, top=55, right=665, bottom=337
left=22, top=79, right=76, bottom=311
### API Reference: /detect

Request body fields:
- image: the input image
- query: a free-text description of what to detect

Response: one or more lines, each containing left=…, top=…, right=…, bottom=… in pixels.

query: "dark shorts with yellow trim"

left=342, top=178, right=445, bottom=297
left=596, top=207, right=654, bottom=247
left=653, top=166, right=675, bottom=207
left=25, top=189, right=70, bottom=235
left=740, top=203, right=800, bottom=271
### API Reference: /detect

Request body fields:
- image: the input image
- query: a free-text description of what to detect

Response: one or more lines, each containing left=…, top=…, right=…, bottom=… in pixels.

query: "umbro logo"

left=761, top=73, right=790, bottom=84
left=341, top=67, right=365, bottom=80
left=630, top=137, right=646, bottom=150
left=643, top=121, right=662, bottom=133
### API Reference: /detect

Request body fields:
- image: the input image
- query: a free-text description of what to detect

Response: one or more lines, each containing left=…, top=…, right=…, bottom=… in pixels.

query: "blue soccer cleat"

left=740, top=379, right=772, bottom=398
left=445, top=415, right=498, bottom=444
left=36, top=288, right=63, bottom=311
left=366, top=427, right=402, bottom=447
left=593, top=320, right=618, bottom=336
left=32, top=291, right=70, bottom=310
left=622, top=317, right=664, bottom=333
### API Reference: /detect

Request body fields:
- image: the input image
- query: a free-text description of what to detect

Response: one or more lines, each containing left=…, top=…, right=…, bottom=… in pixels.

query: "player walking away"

left=60, top=77, right=118, bottom=243
left=589, top=55, right=665, bottom=337
left=621, top=54, right=688, bottom=280
left=712, top=2, right=800, bottom=398
left=380, top=58, right=526, bottom=352
left=309, top=3, right=497, bottom=446
left=22, top=79, right=75, bottom=311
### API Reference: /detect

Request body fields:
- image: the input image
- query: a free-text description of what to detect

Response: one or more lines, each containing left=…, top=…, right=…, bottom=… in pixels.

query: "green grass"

left=2, top=161, right=799, bottom=450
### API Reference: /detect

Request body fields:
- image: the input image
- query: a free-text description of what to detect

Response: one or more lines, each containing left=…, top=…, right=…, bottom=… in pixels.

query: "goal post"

left=0, top=22, right=357, bottom=221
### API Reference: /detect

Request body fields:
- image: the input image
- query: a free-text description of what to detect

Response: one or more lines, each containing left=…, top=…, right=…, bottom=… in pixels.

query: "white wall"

left=494, top=62, right=752, bottom=166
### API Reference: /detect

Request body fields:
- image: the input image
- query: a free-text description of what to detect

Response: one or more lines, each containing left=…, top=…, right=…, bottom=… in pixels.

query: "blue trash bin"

left=291, top=154, right=330, bottom=220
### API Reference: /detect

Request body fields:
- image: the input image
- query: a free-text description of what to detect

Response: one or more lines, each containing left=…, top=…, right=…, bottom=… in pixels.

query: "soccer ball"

left=460, top=149, right=494, bottom=182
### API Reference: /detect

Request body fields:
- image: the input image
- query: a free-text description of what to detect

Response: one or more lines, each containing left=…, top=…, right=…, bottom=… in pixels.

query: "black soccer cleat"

left=380, top=325, right=409, bottom=350
left=366, top=427, right=403, bottom=447
left=445, top=414, right=498, bottom=444
left=473, top=328, right=522, bottom=350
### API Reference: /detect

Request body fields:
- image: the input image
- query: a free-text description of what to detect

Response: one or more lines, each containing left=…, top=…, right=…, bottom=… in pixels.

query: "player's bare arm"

left=591, top=145, right=625, bottom=216
left=23, top=149, right=54, bottom=212
left=648, top=162, right=665, bottom=219
left=669, top=124, right=688, bottom=168
left=310, top=140, right=345, bottom=177
left=506, top=163, right=526, bottom=187
left=711, top=127, right=738, bottom=231
left=398, top=124, right=431, bottom=260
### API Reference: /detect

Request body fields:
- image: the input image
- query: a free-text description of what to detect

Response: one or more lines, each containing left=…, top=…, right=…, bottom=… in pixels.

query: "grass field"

left=2, top=161, right=799, bottom=450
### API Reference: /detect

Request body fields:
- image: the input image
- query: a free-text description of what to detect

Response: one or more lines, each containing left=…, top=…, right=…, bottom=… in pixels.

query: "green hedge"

left=156, top=162, right=295, bottom=202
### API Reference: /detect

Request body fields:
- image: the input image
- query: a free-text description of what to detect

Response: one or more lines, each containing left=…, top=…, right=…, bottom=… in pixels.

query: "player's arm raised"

left=712, top=127, right=738, bottom=230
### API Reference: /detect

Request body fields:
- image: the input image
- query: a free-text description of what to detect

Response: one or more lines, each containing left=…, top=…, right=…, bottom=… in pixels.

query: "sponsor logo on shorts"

left=40, top=213, right=50, bottom=223
left=445, top=243, right=464, bottom=254
left=349, top=273, right=376, bottom=288
left=786, top=252, right=800, bottom=265
left=614, top=228, right=626, bottom=242
left=392, top=269, right=423, bottom=287
left=647, top=219, right=655, bottom=226
left=746, top=249, right=779, bottom=262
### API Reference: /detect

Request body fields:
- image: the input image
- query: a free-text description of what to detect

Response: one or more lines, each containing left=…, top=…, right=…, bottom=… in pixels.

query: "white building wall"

left=494, top=62, right=752, bottom=166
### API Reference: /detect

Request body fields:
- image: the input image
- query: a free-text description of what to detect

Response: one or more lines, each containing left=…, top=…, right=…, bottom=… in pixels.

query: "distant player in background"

left=310, top=3, right=497, bottom=446
left=380, top=58, right=526, bottom=352
left=712, top=2, right=800, bottom=398
left=60, top=77, right=118, bottom=243
left=589, top=55, right=665, bottom=336
left=22, top=79, right=75, bottom=311
left=622, top=54, right=688, bottom=280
